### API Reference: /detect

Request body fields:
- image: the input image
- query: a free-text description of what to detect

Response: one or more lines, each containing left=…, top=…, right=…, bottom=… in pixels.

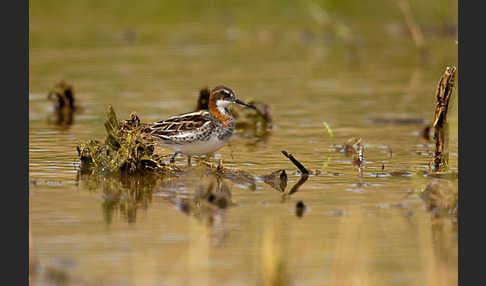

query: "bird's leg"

left=170, top=152, right=180, bottom=164
left=187, top=156, right=192, bottom=167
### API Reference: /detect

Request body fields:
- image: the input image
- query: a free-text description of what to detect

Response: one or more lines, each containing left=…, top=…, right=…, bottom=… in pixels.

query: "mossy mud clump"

left=76, top=105, right=177, bottom=175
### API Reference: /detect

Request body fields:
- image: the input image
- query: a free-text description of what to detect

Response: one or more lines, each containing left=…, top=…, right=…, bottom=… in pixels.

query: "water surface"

left=29, top=6, right=458, bottom=285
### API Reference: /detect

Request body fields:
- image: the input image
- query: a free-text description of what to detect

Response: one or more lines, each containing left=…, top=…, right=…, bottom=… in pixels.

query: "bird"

left=150, top=86, right=254, bottom=165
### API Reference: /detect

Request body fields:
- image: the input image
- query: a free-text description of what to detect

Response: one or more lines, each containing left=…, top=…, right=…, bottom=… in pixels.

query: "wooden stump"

left=432, top=66, right=456, bottom=171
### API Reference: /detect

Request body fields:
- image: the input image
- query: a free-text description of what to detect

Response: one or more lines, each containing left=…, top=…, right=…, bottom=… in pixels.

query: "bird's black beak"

left=234, top=98, right=256, bottom=109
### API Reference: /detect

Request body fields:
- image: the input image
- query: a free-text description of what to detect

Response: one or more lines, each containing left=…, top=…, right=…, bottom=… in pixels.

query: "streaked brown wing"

left=150, top=111, right=212, bottom=140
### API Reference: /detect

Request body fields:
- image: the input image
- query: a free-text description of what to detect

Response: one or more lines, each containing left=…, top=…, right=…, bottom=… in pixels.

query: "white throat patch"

left=216, top=100, right=232, bottom=115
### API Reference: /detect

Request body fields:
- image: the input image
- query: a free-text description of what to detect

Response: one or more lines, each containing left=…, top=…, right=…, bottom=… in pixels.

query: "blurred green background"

left=30, top=0, right=457, bottom=49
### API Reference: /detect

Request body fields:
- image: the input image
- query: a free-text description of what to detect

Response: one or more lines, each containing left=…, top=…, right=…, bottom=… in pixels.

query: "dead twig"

left=281, top=151, right=309, bottom=175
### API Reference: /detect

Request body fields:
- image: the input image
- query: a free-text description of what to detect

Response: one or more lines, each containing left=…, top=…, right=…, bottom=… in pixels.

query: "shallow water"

left=29, top=7, right=457, bottom=285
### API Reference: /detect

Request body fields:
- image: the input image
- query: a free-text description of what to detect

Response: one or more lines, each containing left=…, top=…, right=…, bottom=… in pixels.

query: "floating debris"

left=76, top=105, right=176, bottom=175
left=353, top=142, right=364, bottom=167
left=295, top=201, right=306, bottom=217
left=47, top=81, right=81, bottom=126
left=333, top=137, right=362, bottom=157
left=261, top=169, right=288, bottom=192
left=344, top=139, right=365, bottom=178
left=47, top=81, right=77, bottom=111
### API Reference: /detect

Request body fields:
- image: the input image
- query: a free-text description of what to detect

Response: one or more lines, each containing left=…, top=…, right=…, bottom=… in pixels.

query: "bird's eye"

left=223, top=90, right=232, bottom=99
